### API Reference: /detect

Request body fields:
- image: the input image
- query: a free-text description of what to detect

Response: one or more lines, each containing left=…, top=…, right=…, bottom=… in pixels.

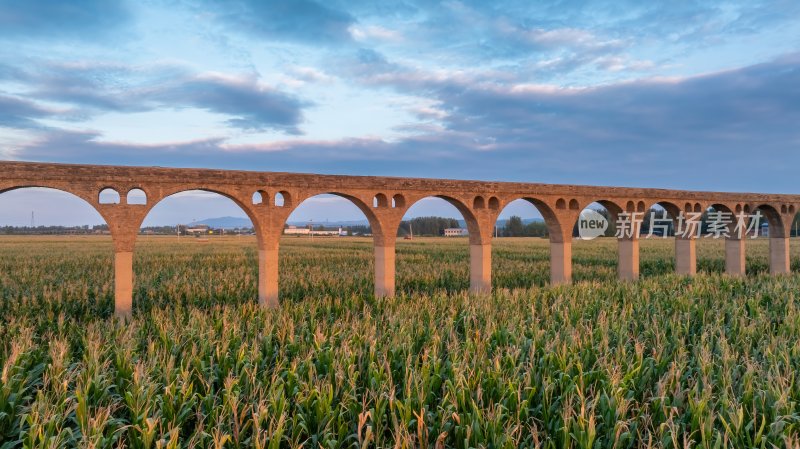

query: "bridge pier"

left=374, top=244, right=396, bottom=297
left=618, top=237, right=639, bottom=281
left=114, top=251, right=133, bottom=319
left=550, top=240, right=572, bottom=285
left=470, top=243, right=492, bottom=294
left=258, top=247, right=280, bottom=307
left=675, top=236, right=696, bottom=275
left=770, top=237, right=790, bottom=274
left=725, top=237, right=746, bottom=275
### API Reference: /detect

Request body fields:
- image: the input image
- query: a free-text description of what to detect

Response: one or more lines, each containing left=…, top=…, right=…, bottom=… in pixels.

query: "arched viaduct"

left=2, top=161, right=798, bottom=318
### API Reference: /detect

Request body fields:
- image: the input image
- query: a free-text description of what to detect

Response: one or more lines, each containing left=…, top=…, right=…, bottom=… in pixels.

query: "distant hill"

left=189, top=216, right=252, bottom=229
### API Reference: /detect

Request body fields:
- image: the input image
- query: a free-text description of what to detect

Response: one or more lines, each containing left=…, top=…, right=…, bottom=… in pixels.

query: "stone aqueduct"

left=2, top=161, right=799, bottom=318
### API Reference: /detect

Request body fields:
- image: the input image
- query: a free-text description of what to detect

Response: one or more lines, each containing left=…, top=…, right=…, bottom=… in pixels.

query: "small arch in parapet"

left=373, top=193, right=388, bottom=208
left=473, top=195, right=486, bottom=209
left=488, top=196, right=500, bottom=210
left=555, top=198, right=566, bottom=210
left=568, top=199, right=579, bottom=210
left=252, top=190, right=268, bottom=205
left=99, top=187, right=120, bottom=204
left=392, top=194, right=405, bottom=208
left=274, top=191, right=291, bottom=207
left=781, top=204, right=788, bottom=214
left=126, top=188, right=147, bottom=205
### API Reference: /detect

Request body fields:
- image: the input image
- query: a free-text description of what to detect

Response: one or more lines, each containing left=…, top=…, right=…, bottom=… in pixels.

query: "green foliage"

left=398, top=217, right=460, bottom=237
left=1, top=235, right=800, bottom=448
left=499, top=216, right=548, bottom=237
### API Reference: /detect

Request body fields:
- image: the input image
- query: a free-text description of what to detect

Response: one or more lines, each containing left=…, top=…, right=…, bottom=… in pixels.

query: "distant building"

left=284, top=225, right=343, bottom=236
left=443, top=228, right=468, bottom=237
left=186, top=225, right=210, bottom=235
left=284, top=225, right=310, bottom=235
left=310, top=229, right=340, bottom=236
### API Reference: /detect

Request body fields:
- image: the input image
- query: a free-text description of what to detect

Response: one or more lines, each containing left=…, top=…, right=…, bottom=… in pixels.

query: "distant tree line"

left=398, top=216, right=460, bottom=237
left=343, top=225, right=371, bottom=235
left=497, top=216, right=549, bottom=237
left=0, top=225, right=105, bottom=235
left=142, top=226, right=185, bottom=235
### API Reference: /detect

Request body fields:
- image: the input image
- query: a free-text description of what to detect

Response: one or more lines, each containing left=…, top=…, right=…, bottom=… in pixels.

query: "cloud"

left=28, top=63, right=154, bottom=114
left=11, top=53, right=800, bottom=194
left=0, top=94, right=61, bottom=128
left=160, top=74, right=308, bottom=133
left=332, top=0, right=799, bottom=82
left=349, top=24, right=402, bottom=42
left=202, top=0, right=355, bottom=44
left=0, top=62, right=23, bottom=80
left=2, top=63, right=309, bottom=133
left=0, top=0, right=131, bottom=40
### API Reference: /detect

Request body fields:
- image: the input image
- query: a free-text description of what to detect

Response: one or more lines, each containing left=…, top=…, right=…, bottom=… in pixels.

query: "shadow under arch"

left=132, top=188, right=263, bottom=313
left=276, top=192, right=384, bottom=302
left=490, top=197, right=559, bottom=289
left=0, top=186, right=116, bottom=318
left=394, top=195, right=480, bottom=295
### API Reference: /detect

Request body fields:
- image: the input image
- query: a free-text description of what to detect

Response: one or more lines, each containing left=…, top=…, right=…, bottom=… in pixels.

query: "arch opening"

left=252, top=190, right=267, bottom=205
left=396, top=196, right=476, bottom=295
left=0, top=187, right=114, bottom=319
left=572, top=200, right=623, bottom=283
left=280, top=193, right=377, bottom=301
left=392, top=194, right=405, bottom=209
left=99, top=188, right=120, bottom=204
left=491, top=198, right=553, bottom=289
left=695, top=204, right=737, bottom=274
left=639, top=202, right=682, bottom=276
left=127, top=188, right=147, bottom=205
left=135, top=190, right=258, bottom=313
left=275, top=191, right=290, bottom=207
left=744, top=204, right=786, bottom=275
left=373, top=193, right=388, bottom=208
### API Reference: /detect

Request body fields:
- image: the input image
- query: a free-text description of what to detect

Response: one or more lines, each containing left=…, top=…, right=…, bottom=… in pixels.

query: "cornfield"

left=1, top=235, right=800, bottom=448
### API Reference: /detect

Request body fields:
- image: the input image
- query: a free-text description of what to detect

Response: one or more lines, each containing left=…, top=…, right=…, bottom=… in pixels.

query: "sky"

left=1, top=0, right=799, bottom=226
